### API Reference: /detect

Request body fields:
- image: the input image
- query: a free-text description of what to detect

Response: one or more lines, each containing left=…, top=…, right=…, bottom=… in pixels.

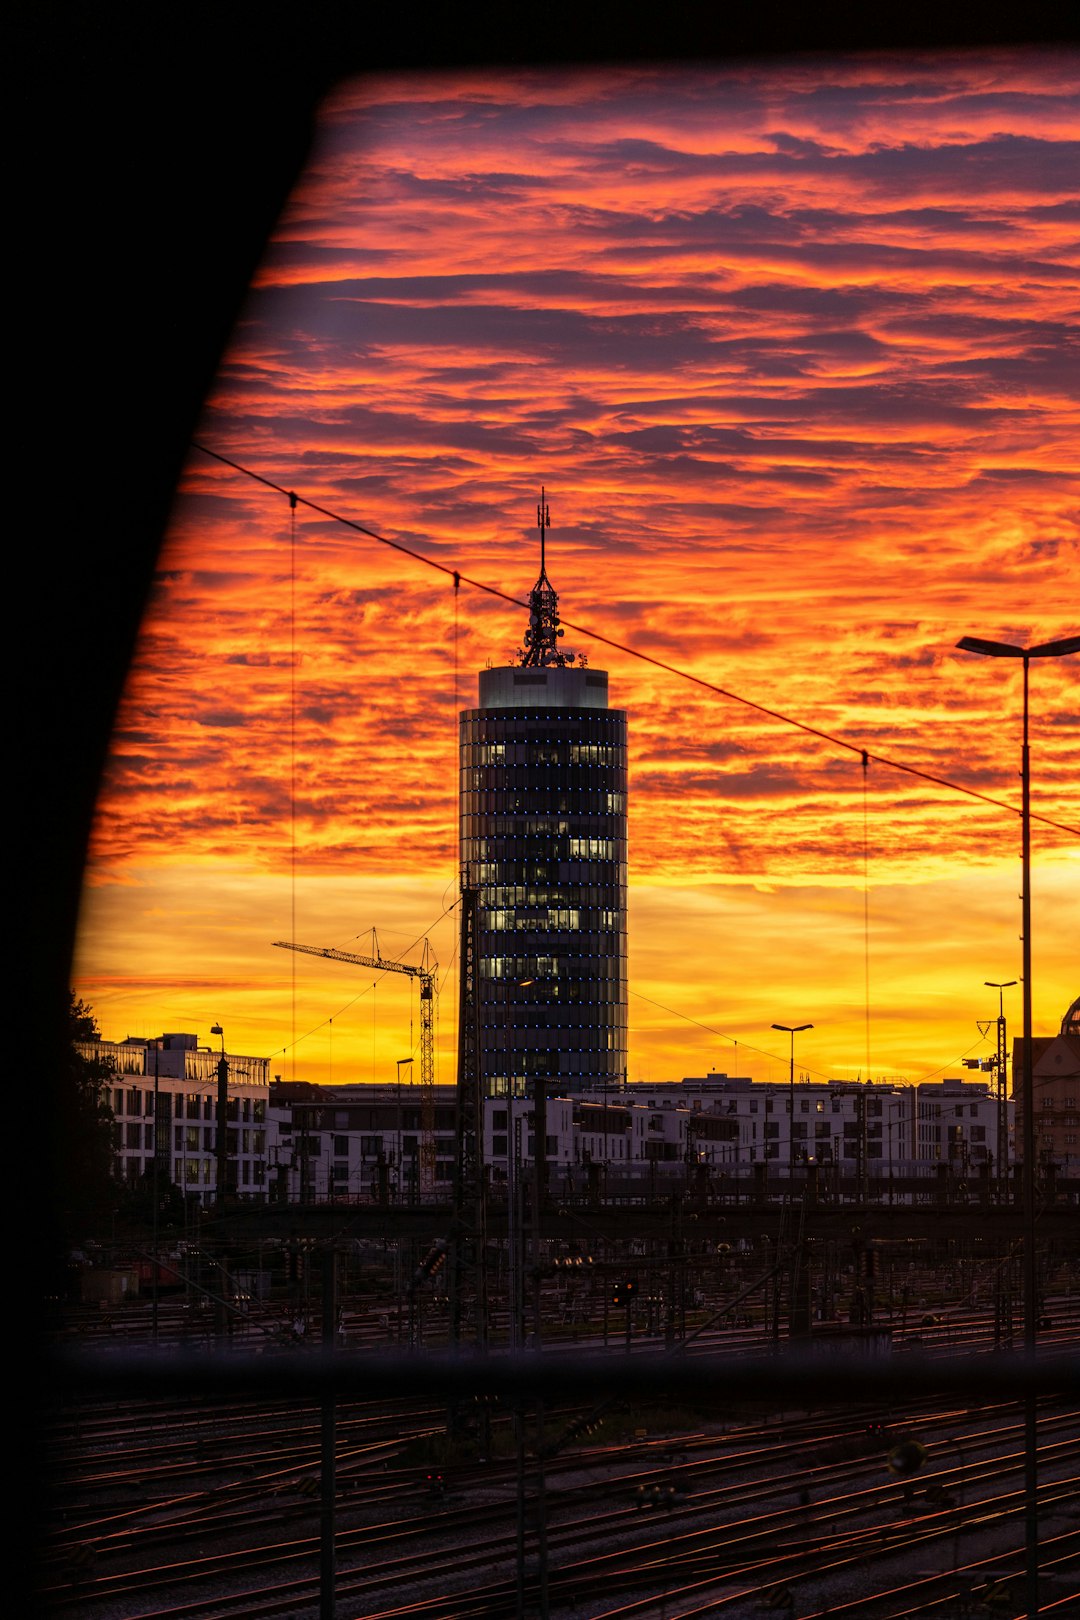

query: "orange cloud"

left=75, top=52, right=1079, bottom=1088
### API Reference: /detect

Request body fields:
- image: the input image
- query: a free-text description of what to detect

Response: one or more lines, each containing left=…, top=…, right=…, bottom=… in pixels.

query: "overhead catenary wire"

left=190, top=442, right=1078, bottom=838
left=628, top=986, right=988, bottom=1085
left=189, top=442, right=1076, bottom=1090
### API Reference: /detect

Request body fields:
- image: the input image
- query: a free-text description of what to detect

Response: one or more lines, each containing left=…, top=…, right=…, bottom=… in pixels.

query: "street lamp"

left=396, top=1058, right=413, bottom=1203
left=773, top=1023, right=813, bottom=1187
left=956, top=629, right=1079, bottom=1617
left=210, top=1024, right=229, bottom=1210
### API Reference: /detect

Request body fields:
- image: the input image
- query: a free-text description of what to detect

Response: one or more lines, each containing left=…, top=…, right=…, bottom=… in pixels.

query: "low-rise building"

left=79, top=1029, right=1032, bottom=1207
left=76, top=1031, right=273, bottom=1204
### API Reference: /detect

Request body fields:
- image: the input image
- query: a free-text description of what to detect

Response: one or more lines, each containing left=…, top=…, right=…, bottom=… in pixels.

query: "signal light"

left=414, top=1239, right=448, bottom=1285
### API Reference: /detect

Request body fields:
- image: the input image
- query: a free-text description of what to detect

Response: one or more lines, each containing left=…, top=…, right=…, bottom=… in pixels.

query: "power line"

left=630, top=986, right=991, bottom=1086
left=190, top=441, right=1078, bottom=838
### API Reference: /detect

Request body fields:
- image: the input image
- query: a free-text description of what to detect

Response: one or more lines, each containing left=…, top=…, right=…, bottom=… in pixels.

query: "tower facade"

left=460, top=494, right=628, bottom=1097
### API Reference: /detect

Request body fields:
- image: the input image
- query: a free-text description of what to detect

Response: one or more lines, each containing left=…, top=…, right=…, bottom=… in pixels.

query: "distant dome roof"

left=1063, top=996, right=1080, bottom=1037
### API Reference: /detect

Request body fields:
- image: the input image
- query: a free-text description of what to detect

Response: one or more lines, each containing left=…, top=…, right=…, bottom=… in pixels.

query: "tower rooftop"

left=478, top=664, right=609, bottom=709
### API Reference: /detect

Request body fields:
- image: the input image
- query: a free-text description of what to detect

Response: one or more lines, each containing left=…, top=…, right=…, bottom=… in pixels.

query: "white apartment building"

left=77, top=1031, right=273, bottom=1204
left=639, top=1073, right=1001, bottom=1176
left=265, top=1071, right=1003, bottom=1202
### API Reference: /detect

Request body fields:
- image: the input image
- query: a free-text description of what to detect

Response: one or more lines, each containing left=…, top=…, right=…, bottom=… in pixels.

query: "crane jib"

left=272, top=938, right=439, bottom=1194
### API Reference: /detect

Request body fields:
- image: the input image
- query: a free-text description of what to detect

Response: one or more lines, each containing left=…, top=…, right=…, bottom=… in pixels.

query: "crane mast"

left=273, top=936, right=438, bottom=1196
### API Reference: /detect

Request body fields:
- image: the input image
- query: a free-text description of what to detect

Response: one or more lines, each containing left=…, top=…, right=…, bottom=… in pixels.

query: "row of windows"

left=467, top=861, right=627, bottom=891
left=462, top=773, right=625, bottom=803
left=111, top=1088, right=267, bottom=1123
left=168, top=1126, right=268, bottom=1153
left=481, top=884, right=618, bottom=909
left=467, top=859, right=627, bottom=887
left=486, top=1021, right=627, bottom=1049
left=479, top=953, right=626, bottom=981
left=707, top=1095, right=928, bottom=1118
left=468, top=832, right=625, bottom=858
left=480, top=909, right=624, bottom=937
left=462, top=796, right=625, bottom=823
left=290, top=1133, right=458, bottom=1155
left=483, top=1061, right=626, bottom=1090
left=175, top=1158, right=268, bottom=1186
left=479, top=874, right=628, bottom=913
left=480, top=981, right=627, bottom=1009
left=117, top=1123, right=157, bottom=1149
left=461, top=713, right=626, bottom=744
left=462, top=741, right=626, bottom=768
left=483, top=907, right=581, bottom=932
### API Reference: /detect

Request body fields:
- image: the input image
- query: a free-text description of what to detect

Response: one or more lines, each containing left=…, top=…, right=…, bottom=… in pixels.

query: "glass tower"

left=459, top=493, right=628, bottom=1097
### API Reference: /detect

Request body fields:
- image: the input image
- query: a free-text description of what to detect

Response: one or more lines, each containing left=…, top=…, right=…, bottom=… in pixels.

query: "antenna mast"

left=520, top=487, right=576, bottom=668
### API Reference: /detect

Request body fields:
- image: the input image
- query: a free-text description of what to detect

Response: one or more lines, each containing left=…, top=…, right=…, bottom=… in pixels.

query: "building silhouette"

left=459, top=493, right=628, bottom=1097
left=1011, top=994, right=1080, bottom=1175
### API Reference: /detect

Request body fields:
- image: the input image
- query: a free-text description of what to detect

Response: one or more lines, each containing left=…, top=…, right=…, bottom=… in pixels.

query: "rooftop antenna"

left=538, top=485, right=550, bottom=576
left=520, top=487, right=576, bottom=668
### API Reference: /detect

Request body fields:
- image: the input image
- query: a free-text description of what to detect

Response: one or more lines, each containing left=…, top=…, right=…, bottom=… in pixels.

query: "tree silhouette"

left=48, top=994, right=118, bottom=1288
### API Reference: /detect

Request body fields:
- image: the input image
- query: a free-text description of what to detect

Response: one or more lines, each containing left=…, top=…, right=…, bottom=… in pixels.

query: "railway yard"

left=38, top=1231, right=1080, bottom=1618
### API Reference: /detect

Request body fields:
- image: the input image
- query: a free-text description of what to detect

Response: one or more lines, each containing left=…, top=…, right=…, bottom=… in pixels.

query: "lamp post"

left=773, top=1023, right=813, bottom=1187
left=209, top=1024, right=230, bottom=1345
left=956, top=630, right=1080, bottom=1619
left=210, top=1024, right=229, bottom=1211
left=396, top=1058, right=413, bottom=1204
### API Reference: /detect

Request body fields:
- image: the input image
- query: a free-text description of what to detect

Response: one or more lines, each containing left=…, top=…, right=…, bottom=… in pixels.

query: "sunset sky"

left=73, top=50, right=1078, bottom=1093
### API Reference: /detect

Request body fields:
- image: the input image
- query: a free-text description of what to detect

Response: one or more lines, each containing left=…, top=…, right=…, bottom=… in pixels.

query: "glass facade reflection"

left=460, top=668, right=628, bottom=1097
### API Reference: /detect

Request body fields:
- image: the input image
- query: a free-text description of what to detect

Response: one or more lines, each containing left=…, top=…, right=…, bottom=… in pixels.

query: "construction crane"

left=273, top=934, right=438, bottom=1197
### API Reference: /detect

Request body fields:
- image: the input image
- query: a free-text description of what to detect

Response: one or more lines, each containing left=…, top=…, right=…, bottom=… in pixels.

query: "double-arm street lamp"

left=956, top=629, right=1079, bottom=1617
left=773, top=1022, right=813, bottom=1185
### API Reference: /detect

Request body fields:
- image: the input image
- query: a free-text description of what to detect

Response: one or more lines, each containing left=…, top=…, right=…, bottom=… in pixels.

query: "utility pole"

left=987, top=981, right=1016, bottom=1204
left=772, top=1022, right=812, bottom=1190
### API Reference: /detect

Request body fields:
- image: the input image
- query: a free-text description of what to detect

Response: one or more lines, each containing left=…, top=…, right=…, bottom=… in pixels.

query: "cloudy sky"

left=74, top=50, right=1078, bottom=1089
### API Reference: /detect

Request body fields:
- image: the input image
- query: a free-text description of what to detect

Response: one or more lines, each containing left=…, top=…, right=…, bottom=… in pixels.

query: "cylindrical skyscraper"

left=460, top=494, right=628, bottom=1098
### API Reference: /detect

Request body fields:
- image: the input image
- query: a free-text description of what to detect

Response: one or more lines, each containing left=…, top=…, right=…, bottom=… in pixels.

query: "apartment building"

left=77, top=1031, right=273, bottom=1204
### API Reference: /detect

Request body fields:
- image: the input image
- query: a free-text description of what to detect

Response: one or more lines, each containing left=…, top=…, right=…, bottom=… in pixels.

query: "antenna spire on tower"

left=520, top=487, right=575, bottom=668
left=537, top=485, right=550, bottom=574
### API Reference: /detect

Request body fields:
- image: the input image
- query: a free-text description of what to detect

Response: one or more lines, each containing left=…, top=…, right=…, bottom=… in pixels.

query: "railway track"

left=38, top=1280, right=1078, bottom=1617
left=39, top=1384, right=1078, bottom=1616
